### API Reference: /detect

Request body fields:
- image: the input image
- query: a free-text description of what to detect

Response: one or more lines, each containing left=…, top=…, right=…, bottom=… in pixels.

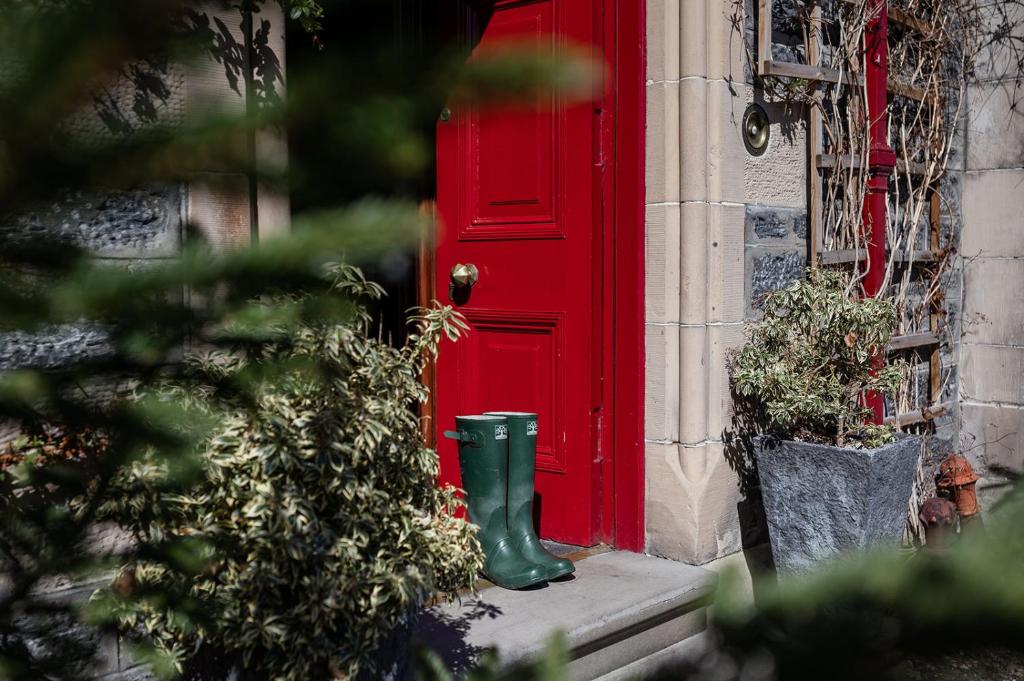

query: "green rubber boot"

left=444, top=415, right=548, bottom=590
left=484, top=412, right=575, bottom=580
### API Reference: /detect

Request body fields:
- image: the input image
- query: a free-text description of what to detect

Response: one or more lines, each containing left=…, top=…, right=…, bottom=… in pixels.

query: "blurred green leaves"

left=0, top=0, right=600, bottom=678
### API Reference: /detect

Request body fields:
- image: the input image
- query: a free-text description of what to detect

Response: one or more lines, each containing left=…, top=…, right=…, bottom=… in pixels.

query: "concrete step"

left=413, top=550, right=716, bottom=680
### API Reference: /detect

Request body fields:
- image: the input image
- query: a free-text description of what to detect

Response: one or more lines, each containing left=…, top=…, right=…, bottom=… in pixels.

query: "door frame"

left=421, top=0, right=645, bottom=552
left=603, top=0, right=645, bottom=552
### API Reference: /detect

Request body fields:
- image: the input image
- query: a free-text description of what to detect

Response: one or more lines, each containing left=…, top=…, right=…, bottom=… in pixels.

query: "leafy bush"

left=732, top=269, right=906, bottom=447
left=96, top=266, right=483, bottom=680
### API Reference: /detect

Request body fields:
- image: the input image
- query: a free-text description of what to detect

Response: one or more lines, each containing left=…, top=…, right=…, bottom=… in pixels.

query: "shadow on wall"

left=91, top=5, right=285, bottom=136
left=723, top=386, right=777, bottom=591
left=93, top=56, right=175, bottom=135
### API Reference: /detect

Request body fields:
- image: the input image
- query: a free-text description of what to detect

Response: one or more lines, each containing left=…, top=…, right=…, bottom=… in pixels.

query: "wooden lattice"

left=756, top=0, right=953, bottom=429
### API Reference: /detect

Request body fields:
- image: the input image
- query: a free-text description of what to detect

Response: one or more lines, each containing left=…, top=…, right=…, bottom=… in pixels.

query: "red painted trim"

left=608, top=0, right=645, bottom=552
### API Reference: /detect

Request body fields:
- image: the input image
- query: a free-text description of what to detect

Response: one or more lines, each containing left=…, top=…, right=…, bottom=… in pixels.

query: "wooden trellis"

left=756, top=0, right=953, bottom=428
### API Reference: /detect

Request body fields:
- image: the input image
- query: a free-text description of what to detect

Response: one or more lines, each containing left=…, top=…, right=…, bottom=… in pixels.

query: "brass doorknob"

left=450, top=263, right=479, bottom=288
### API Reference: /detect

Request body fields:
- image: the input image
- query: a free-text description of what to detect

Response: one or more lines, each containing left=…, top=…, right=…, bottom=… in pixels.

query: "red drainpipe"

left=862, top=0, right=894, bottom=423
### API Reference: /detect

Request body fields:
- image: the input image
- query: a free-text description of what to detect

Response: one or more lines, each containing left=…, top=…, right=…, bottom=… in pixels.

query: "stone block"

left=0, top=188, right=182, bottom=259
left=645, top=441, right=744, bottom=565
left=740, top=89, right=808, bottom=209
left=646, top=203, right=682, bottom=324
left=706, top=80, right=746, bottom=205
left=973, top=1, right=1024, bottom=81
left=645, top=324, right=680, bottom=443
left=962, top=258, right=1024, bottom=345
left=961, top=402, right=1024, bottom=476
left=962, top=169, right=1024, bottom=257
left=966, top=80, right=1024, bottom=171
left=646, top=81, right=681, bottom=204
left=679, top=78, right=709, bottom=203
left=183, top=4, right=250, bottom=121
left=187, top=173, right=253, bottom=251
left=706, top=324, right=744, bottom=441
left=961, top=344, right=1024, bottom=404
left=705, top=0, right=745, bottom=82
left=0, top=325, right=113, bottom=371
left=63, top=62, right=186, bottom=146
left=678, top=325, right=709, bottom=446
left=706, top=204, right=746, bottom=323
left=746, top=248, right=805, bottom=315
left=746, top=205, right=789, bottom=239
left=680, top=202, right=709, bottom=325
left=679, top=0, right=708, bottom=78
left=257, top=182, right=291, bottom=240
left=678, top=79, right=746, bottom=204
left=416, top=550, right=714, bottom=678
left=647, top=0, right=680, bottom=82
left=745, top=204, right=807, bottom=245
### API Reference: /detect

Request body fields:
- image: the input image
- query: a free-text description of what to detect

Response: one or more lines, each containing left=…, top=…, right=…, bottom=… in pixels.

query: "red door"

left=434, top=0, right=600, bottom=546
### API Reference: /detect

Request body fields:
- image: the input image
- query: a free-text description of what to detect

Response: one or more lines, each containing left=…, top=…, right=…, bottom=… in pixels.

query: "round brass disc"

left=742, top=104, right=770, bottom=156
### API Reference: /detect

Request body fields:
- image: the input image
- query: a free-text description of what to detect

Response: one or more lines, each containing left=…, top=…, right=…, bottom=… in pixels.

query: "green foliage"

left=0, top=0, right=593, bottom=677
left=94, top=266, right=482, bottom=680
left=280, top=0, right=325, bottom=34
left=732, top=269, right=906, bottom=447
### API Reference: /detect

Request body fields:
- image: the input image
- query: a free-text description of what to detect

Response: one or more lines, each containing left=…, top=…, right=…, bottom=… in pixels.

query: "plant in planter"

left=732, top=269, right=920, bottom=573
left=94, top=266, right=484, bottom=680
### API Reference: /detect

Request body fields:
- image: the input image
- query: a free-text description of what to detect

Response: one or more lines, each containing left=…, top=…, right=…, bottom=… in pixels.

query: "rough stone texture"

left=754, top=435, right=922, bottom=573
left=745, top=205, right=807, bottom=244
left=64, top=60, right=187, bottom=145
left=741, top=90, right=808, bottom=209
left=0, top=187, right=181, bottom=258
left=746, top=206, right=790, bottom=239
left=749, top=249, right=805, bottom=311
left=0, top=325, right=113, bottom=371
left=792, top=213, right=808, bottom=239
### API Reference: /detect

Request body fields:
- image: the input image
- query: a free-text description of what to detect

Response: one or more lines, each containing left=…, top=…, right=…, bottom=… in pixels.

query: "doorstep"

left=413, top=549, right=717, bottom=680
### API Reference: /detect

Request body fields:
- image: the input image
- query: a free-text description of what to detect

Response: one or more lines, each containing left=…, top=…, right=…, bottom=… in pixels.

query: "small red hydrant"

left=936, top=454, right=980, bottom=518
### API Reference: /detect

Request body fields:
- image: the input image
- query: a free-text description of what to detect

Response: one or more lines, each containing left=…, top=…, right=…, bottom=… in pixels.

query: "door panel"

left=435, top=0, right=598, bottom=546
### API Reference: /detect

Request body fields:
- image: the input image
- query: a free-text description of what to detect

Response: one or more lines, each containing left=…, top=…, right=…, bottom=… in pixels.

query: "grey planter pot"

left=753, top=433, right=922, bottom=573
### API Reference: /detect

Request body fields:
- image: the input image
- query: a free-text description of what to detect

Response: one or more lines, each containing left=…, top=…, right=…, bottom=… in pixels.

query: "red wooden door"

left=434, top=0, right=599, bottom=546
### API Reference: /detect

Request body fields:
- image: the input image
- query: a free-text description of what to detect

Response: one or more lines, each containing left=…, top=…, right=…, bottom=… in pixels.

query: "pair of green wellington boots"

left=444, top=412, right=575, bottom=589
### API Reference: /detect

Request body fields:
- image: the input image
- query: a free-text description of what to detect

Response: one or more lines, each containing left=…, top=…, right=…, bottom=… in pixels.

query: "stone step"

left=413, top=550, right=717, bottom=680
left=592, top=630, right=713, bottom=681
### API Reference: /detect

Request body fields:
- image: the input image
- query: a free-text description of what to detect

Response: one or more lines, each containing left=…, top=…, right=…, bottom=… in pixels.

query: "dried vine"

left=738, top=0, right=1017, bottom=541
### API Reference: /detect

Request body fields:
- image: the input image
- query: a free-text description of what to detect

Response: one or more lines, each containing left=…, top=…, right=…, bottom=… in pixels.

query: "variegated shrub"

left=97, top=266, right=483, bottom=680
left=732, top=268, right=907, bottom=448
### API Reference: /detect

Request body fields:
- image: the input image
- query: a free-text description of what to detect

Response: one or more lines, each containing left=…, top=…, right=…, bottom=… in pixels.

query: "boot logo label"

left=527, top=421, right=538, bottom=436
left=494, top=425, right=508, bottom=440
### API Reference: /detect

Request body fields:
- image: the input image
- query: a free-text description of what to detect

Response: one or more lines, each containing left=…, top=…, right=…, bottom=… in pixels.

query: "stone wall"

left=643, top=0, right=809, bottom=565
left=0, top=2, right=288, bottom=389
left=643, top=0, right=976, bottom=566
left=959, top=3, right=1024, bottom=508
left=0, top=4, right=287, bottom=678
